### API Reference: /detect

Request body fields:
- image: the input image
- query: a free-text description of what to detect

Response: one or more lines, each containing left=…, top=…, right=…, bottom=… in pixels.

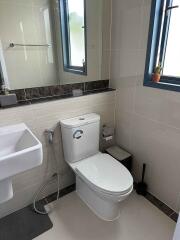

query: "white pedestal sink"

left=0, top=123, right=43, bottom=204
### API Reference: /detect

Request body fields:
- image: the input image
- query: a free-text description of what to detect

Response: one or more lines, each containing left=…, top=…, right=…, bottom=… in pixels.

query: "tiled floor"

left=34, top=191, right=175, bottom=240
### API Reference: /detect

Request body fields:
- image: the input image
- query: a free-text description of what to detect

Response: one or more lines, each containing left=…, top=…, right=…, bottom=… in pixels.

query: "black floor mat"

left=0, top=204, right=53, bottom=240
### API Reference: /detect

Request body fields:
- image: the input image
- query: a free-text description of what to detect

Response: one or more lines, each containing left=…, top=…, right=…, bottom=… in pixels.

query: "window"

left=144, top=0, right=180, bottom=91
left=59, top=0, right=87, bottom=75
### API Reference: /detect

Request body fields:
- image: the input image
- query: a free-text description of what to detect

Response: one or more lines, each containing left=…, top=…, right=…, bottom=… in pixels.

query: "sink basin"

left=0, top=123, right=43, bottom=203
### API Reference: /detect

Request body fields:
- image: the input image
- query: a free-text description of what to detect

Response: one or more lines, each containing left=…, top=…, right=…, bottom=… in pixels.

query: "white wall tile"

left=131, top=114, right=180, bottom=210
left=112, top=9, right=142, bottom=51
left=110, top=0, right=180, bottom=211
left=0, top=92, right=115, bottom=218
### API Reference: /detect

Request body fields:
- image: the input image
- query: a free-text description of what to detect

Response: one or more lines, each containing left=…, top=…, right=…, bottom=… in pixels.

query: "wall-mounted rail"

left=9, top=43, right=50, bottom=48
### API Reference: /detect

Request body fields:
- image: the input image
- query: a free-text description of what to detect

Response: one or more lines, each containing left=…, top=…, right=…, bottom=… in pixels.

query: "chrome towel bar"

left=9, top=43, right=50, bottom=48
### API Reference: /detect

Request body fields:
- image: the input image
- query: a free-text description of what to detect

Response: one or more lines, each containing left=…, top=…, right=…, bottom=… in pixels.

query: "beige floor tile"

left=34, top=191, right=175, bottom=240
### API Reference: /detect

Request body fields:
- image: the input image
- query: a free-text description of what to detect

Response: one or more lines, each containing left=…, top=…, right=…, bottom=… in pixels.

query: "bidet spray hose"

left=33, top=129, right=61, bottom=215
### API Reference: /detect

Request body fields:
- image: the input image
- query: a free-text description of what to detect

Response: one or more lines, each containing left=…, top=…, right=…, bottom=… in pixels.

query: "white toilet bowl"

left=70, top=152, right=133, bottom=221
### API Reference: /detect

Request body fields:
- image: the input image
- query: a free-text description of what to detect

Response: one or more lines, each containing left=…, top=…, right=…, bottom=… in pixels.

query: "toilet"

left=60, top=113, right=133, bottom=221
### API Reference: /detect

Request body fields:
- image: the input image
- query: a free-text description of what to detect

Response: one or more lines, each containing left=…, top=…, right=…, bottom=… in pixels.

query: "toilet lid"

left=75, top=153, right=133, bottom=195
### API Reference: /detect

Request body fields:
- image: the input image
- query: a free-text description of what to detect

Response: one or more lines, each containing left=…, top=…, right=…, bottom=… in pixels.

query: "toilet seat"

left=71, top=152, right=133, bottom=196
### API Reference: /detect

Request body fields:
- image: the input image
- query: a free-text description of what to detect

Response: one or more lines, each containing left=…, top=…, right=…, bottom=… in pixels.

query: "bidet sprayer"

left=44, top=129, right=54, bottom=144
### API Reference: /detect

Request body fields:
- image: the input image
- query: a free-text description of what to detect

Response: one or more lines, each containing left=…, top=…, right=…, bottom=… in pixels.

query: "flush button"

left=73, top=130, right=83, bottom=139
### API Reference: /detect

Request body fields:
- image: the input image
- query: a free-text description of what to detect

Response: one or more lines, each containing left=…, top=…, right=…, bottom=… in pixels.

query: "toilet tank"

left=60, top=113, right=100, bottom=163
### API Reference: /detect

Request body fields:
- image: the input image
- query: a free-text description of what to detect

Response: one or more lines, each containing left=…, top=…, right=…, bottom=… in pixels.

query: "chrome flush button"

left=73, top=130, right=83, bottom=139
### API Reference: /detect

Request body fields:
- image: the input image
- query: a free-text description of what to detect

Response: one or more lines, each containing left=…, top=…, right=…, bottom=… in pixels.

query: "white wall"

left=0, top=91, right=115, bottom=218
left=110, top=0, right=180, bottom=212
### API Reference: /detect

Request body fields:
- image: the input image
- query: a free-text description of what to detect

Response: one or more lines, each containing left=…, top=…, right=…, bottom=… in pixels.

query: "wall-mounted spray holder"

left=44, top=129, right=54, bottom=144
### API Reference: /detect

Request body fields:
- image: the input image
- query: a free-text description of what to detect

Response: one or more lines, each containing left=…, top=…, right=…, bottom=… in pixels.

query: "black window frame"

left=144, top=0, right=180, bottom=92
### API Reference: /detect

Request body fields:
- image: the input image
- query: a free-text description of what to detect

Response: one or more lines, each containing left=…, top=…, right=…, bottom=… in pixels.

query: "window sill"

left=144, top=80, right=180, bottom=92
left=64, top=67, right=87, bottom=76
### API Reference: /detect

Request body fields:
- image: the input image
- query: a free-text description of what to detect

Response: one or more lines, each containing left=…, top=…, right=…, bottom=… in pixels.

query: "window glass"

left=68, top=0, right=85, bottom=67
left=163, top=0, right=180, bottom=77
left=155, top=0, right=167, bottom=67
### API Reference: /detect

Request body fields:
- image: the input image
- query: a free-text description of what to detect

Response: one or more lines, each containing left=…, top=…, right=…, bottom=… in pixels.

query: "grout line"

left=134, top=183, right=178, bottom=222
left=133, top=110, right=180, bottom=132
left=169, top=212, right=175, bottom=217
left=145, top=192, right=178, bottom=222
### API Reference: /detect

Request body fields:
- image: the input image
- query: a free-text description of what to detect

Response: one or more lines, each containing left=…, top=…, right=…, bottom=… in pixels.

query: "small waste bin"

left=106, top=145, right=132, bottom=172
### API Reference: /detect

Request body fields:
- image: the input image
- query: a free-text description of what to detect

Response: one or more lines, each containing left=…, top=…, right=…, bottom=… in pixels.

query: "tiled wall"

left=110, top=0, right=180, bottom=212
left=0, top=91, right=115, bottom=218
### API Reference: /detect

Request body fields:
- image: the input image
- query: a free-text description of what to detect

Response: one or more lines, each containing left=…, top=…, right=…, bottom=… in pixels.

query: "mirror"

left=0, top=0, right=111, bottom=90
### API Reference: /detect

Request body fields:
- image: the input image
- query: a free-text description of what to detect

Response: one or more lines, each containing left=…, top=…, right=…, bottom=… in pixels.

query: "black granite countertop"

left=0, top=88, right=115, bottom=110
